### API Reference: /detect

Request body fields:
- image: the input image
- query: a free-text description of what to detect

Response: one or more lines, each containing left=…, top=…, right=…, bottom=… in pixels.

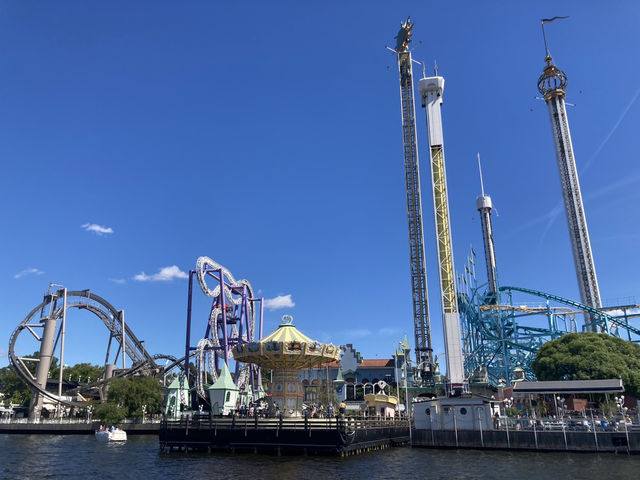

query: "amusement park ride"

left=391, top=18, right=640, bottom=391
left=8, top=256, right=265, bottom=420
left=7, top=18, right=640, bottom=419
left=184, top=256, right=264, bottom=403
left=9, top=286, right=181, bottom=420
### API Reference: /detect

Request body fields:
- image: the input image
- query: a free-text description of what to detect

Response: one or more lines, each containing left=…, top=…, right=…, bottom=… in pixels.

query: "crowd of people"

left=229, top=400, right=348, bottom=419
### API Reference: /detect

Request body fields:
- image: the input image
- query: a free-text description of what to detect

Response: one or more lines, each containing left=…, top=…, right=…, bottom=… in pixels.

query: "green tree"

left=94, top=403, right=127, bottom=424
left=0, top=351, right=58, bottom=406
left=0, top=365, right=31, bottom=406
left=105, top=376, right=163, bottom=418
left=54, top=363, right=104, bottom=383
left=532, top=332, right=640, bottom=397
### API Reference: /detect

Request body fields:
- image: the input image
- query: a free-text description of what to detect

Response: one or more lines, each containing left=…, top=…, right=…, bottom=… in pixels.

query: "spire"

left=477, top=152, right=485, bottom=197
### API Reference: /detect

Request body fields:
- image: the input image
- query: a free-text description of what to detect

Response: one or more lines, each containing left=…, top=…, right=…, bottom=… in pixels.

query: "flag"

left=469, top=255, right=475, bottom=266
left=471, top=245, right=476, bottom=257
left=541, top=16, right=569, bottom=24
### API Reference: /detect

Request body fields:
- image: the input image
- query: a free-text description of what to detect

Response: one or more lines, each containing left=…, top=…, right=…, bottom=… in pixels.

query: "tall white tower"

left=538, top=56, right=602, bottom=329
left=418, top=73, right=465, bottom=387
left=476, top=154, right=498, bottom=300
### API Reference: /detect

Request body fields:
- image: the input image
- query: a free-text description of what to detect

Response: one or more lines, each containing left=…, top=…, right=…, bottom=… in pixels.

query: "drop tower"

left=418, top=70, right=465, bottom=389
left=537, top=45, right=602, bottom=329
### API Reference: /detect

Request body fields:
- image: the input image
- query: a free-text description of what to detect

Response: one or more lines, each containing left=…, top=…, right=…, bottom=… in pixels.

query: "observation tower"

left=538, top=49, right=602, bottom=330
left=476, top=154, right=498, bottom=301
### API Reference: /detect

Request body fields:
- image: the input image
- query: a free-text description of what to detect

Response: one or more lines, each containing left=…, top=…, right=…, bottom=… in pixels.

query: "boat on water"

left=95, top=427, right=127, bottom=442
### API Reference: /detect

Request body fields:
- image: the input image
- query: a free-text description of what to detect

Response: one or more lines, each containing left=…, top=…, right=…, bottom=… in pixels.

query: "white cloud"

left=607, top=308, right=640, bottom=318
left=14, top=268, right=44, bottom=279
left=109, top=278, right=126, bottom=285
left=264, top=294, right=295, bottom=311
left=81, top=223, right=114, bottom=236
left=134, top=265, right=188, bottom=282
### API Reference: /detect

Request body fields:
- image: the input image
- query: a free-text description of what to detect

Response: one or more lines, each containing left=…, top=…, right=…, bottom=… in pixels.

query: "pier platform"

left=159, top=416, right=410, bottom=455
left=413, top=428, right=640, bottom=454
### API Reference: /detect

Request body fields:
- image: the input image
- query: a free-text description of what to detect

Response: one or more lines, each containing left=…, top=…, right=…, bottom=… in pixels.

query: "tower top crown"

left=537, top=56, right=567, bottom=99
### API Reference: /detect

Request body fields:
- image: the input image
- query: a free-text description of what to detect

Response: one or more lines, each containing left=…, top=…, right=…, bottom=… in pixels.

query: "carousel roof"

left=232, top=316, right=341, bottom=370
left=261, top=321, right=315, bottom=344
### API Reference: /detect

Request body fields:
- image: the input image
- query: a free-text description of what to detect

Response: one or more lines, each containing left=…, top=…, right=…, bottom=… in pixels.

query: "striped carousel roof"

left=260, top=322, right=314, bottom=344
left=232, top=316, right=341, bottom=370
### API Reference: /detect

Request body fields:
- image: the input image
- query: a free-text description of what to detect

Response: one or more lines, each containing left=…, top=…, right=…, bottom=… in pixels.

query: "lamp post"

left=141, top=404, right=147, bottom=424
left=86, top=405, right=93, bottom=424
left=557, top=396, right=568, bottom=450
left=398, top=341, right=411, bottom=419
left=615, top=395, right=626, bottom=417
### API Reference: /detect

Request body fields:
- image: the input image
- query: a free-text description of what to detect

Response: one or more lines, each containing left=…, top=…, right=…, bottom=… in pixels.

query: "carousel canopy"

left=232, top=316, right=341, bottom=370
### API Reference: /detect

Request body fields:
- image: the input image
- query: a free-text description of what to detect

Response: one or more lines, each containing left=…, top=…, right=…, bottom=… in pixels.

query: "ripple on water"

left=1, top=435, right=639, bottom=480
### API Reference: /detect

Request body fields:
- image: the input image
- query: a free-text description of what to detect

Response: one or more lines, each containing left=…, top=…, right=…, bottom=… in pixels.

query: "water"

left=1, top=435, right=639, bottom=479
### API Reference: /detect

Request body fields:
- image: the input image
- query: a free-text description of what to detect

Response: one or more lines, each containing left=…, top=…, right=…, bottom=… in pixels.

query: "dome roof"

left=232, top=316, right=341, bottom=370
left=260, top=320, right=315, bottom=344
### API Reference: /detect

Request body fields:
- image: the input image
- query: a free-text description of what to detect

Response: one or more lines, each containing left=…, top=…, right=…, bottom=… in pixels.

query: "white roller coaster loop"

left=193, top=257, right=259, bottom=399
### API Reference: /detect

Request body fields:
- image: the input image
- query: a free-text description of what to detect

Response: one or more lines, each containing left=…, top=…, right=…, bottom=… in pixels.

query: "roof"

left=232, top=318, right=341, bottom=369
left=208, top=362, right=238, bottom=391
left=513, top=379, right=624, bottom=394
left=168, top=373, right=189, bottom=390
left=359, top=359, right=394, bottom=368
left=260, top=323, right=314, bottom=344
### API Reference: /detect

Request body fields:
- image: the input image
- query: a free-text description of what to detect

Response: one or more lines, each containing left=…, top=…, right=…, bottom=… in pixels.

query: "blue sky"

left=1, top=2, right=639, bottom=372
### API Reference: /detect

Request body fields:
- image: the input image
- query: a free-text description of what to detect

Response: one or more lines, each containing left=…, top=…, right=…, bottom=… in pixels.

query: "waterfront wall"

left=413, top=428, right=640, bottom=453
left=0, top=421, right=159, bottom=435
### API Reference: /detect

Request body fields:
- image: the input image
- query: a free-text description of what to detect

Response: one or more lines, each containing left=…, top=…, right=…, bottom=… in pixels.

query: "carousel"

left=232, top=315, right=340, bottom=417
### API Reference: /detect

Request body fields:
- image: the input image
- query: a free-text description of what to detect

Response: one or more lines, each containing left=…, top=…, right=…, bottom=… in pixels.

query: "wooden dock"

left=159, top=416, right=410, bottom=455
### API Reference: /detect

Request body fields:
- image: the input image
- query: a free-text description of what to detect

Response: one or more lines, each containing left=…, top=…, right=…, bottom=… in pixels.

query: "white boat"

left=95, top=427, right=127, bottom=442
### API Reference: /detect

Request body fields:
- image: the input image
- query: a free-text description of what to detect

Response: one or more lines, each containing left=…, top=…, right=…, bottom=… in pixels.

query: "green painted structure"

left=208, top=362, right=239, bottom=416
left=164, top=372, right=191, bottom=419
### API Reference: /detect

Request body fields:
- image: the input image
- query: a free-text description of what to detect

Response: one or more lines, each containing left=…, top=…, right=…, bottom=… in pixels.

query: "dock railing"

left=494, top=415, right=640, bottom=433
left=162, top=414, right=410, bottom=434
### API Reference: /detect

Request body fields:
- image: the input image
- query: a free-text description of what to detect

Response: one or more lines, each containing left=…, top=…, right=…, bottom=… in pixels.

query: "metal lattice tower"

left=538, top=56, right=602, bottom=329
left=476, top=154, right=498, bottom=300
left=392, top=19, right=434, bottom=382
left=418, top=71, right=465, bottom=387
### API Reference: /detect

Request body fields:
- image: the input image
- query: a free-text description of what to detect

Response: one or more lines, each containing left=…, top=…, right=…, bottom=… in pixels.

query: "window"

left=425, top=408, right=431, bottom=416
left=460, top=407, right=468, bottom=415
left=225, top=392, right=230, bottom=402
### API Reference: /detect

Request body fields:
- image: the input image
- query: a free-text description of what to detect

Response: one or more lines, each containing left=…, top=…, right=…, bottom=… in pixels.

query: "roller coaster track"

left=500, top=286, right=640, bottom=337
left=8, top=289, right=171, bottom=408
left=460, top=284, right=640, bottom=385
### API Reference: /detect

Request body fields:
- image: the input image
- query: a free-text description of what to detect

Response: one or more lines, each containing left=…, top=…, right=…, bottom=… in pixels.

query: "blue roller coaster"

left=458, top=263, right=640, bottom=386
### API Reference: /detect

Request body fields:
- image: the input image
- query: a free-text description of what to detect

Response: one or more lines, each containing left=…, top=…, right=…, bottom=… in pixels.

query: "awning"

left=513, top=379, right=624, bottom=394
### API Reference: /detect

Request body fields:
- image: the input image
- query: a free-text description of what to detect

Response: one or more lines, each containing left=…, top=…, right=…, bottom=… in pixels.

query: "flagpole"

left=541, top=21, right=550, bottom=58
left=540, top=16, right=569, bottom=59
